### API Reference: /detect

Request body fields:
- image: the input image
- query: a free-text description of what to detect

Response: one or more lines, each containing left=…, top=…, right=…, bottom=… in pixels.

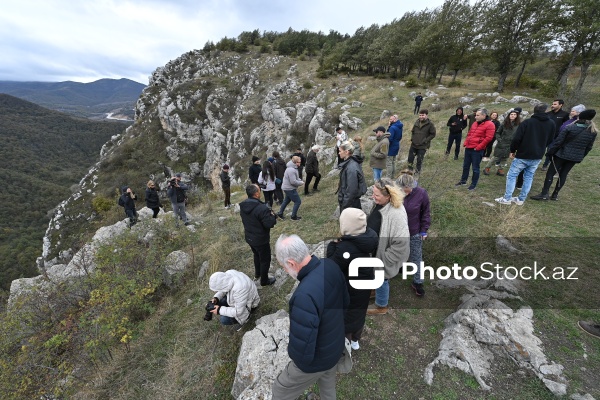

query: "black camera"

left=169, top=178, right=177, bottom=186
left=203, top=301, right=216, bottom=321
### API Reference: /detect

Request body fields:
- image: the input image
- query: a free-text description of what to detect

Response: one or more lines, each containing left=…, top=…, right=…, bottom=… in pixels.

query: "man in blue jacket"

left=386, top=114, right=403, bottom=178
left=272, top=234, right=349, bottom=400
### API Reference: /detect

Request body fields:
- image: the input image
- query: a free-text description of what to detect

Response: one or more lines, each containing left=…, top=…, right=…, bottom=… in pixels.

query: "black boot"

left=530, top=193, right=549, bottom=201
left=550, top=189, right=559, bottom=201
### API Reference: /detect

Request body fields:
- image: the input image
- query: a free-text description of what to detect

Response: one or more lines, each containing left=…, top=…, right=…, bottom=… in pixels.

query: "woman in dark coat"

left=327, top=207, right=378, bottom=351
left=145, top=180, right=162, bottom=218
left=531, top=109, right=597, bottom=201
left=484, top=110, right=521, bottom=176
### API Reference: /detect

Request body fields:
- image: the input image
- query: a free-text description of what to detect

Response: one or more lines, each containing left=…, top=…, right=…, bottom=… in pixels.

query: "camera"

left=169, top=178, right=177, bottom=187
left=203, top=301, right=216, bottom=321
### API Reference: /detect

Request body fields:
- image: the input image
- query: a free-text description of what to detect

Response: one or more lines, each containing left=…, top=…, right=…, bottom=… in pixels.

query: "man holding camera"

left=207, top=270, right=260, bottom=328
left=167, top=173, right=189, bottom=226
left=239, top=184, right=277, bottom=286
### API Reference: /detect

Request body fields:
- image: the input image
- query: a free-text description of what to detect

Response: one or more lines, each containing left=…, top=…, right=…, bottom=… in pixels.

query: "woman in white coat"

left=209, top=270, right=260, bottom=326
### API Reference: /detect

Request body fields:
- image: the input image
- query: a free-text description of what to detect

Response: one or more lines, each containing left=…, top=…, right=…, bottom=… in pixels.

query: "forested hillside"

left=0, top=78, right=145, bottom=120
left=0, top=94, right=127, bottom=298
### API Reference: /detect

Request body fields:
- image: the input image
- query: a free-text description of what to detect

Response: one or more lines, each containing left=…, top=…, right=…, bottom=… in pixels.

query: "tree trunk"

left=572, top=62, right=591, bottom=99
left=515, top=59, right=527, bottom=88
left=417, top=64, right=424, bottom=79
left=558, top=52, right=577, bottom=99
left=497, top=73, right=508, bottom=92
left=452, top=69, right=459, bottom=82
left=438, top=64, right=446, bottom=84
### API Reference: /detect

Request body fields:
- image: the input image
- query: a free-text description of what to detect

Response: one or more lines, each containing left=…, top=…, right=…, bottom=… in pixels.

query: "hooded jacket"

left=447, top=108, right=467, bottom=134
left=510, top=113, right=555, bottom=159
left=281, top=160, right=304, bottom=191
left=210, top=270, right=260, bottom=325
left=369, top=133, right=390, bottom=169
left=145, top=187, right=161, bottom=208
left=387, top=120, right=403, bottom=156
left=287, top=256, right=349, bottom=373
left=273, top=157, right=287, bottom=180
left=547, top=122, right=597, bottom=163
left=239, top=197, right=277, bottom=246
left=248, top=163, right=262, bottom=184
left=337, top=156, right=367, bottom=210
left=305, top=149, right=320, bottom=175
left=118, top=186, right=137, bottom=211
left=410, top=118, right=437, bottom=149
left=463, top=118, right=496, bottom=151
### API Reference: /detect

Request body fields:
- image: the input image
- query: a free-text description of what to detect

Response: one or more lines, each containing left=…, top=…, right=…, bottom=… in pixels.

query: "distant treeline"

left=203, top=0, right=596, bottom=98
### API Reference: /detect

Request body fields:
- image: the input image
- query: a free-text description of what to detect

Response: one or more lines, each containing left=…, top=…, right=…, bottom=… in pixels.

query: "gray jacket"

left=282, top=160, right=304, bottom=191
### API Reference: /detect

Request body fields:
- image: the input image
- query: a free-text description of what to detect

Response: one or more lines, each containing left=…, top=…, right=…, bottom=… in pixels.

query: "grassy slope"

left=74, top=67, right=600, bottom=399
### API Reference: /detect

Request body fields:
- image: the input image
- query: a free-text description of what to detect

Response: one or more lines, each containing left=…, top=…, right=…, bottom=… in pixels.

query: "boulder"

left=162, top=250, right=191, bottom=287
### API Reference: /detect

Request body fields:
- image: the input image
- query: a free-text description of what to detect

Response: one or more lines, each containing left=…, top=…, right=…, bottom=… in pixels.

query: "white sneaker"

left=495, top=197, right=512, bottom=205
left=351, top=340, right=360, bottom=350
left=511, top=197, right=524, bottom=205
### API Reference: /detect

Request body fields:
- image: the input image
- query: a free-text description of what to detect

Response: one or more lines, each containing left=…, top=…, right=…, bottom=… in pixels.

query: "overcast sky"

left=0, top=0, right=447, bottom=85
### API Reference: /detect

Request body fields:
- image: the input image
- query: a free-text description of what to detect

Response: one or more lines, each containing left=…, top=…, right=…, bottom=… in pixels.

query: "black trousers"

left=250, top=243, right=271, bottom=285
left=274, top=182, right=284, bottom=203
left=263, top=190, right=274, bottom=208
left=407, top=146, right=427, bottom=173
left=446, top=133, right=462, bottom=157
left=541, top=156, right=576, bottom=195
left=304, top=172, right=321, bottom=194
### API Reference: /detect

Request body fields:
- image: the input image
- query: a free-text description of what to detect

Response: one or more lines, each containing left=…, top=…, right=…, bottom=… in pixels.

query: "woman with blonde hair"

left=145, top=180, right=162, bottom=218
left=353, top=135, right=364, bottom=160
left=366, top=178, right=410, bottom=315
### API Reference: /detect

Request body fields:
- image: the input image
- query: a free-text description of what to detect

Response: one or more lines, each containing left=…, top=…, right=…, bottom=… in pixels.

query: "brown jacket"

left=369, top=133, right=390, bottom=169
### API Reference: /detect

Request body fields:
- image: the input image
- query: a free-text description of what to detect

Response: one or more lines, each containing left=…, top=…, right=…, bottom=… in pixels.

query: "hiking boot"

left=496, top=168, right=505, bottom=176
left=261, top=277, right=276, bottom=286
left=351, top=340, right=360, bottom=350
left=530, top=193, right=549, bottom=201
left=291, top=215, right=302, bottom=221
left=455, top=181, right=467, bottom=187
left=495, top=197, right=512, bottom=205
left=313, top=188, right=320, bottom=192
left=483, top=167, right=490, bottom=175
left=550, top=191, right=559, bottom=201
left=366, top=305, right=388, bottom=315
left=468, top=184, right=476, bottom=191
left=412, top=282, right=425, bottom=297
left=578, top=321, right=600, bottom=339
left=454, top=155, right=459, bottom=160
left=511, top=197, right=524, bottom=205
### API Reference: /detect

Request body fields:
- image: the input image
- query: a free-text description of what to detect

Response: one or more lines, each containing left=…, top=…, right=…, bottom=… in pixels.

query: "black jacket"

left=220, top=171, right=231, bottom=189
left=547, top=109, right=570, bottom=138
left=145, top=187, right=161, bottom=208
left=547, top=122, right=597, bottom=163
left=305, top=150, right=319, bottom=175
left=249, top=164, right=262, bottom=184
left=118, top=187, right=137, bottom=212
left=273, top=157, right=286, bottom=179
left=287, top=256, right=349, bottom=373
left=327, top=228, right=378, bottom=280
left=292, top=151, right=306, bottom=167
left=337, top=156, right=367, bottom=211
left=510, top=113, right=555, bottom=160
left=239, top=197, right=277, bottom=246
left=447, top=108, right=467, bottom=134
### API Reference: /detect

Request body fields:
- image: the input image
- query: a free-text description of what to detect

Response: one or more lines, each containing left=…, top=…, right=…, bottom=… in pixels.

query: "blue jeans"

left=279, top=189, right=301, bottom=217
left=503, top=158, right=541, bottom=201
left=409, top=234, right=424, bottom=284
left=460, top=148, right=485, bottom=186
left=375, top=279, right=389, bottom=307
left=373, top=168, right=383, bottom=182
left=217, top=298, right=237, bottom=325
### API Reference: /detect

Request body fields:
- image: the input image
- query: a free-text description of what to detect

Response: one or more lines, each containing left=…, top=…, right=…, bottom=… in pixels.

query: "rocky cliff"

left=37, top=50, right=365, bottom=270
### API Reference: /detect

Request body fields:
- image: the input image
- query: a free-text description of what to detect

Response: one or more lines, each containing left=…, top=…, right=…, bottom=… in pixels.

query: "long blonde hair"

left=353, top=135, right=364, bottom=151
left=374, top=178, right=404, bottom=208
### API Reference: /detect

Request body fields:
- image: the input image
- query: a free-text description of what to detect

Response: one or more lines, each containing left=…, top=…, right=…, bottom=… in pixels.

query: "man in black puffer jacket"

left=273, top=234, right=349, bottom=400
left=239, top=184, right=277, bottom=286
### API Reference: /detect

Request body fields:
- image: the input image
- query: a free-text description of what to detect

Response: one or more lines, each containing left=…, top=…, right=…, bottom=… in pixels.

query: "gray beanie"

left=572, top=104, right=586, bottom=113
left=339, top=208, right=367, bottom=236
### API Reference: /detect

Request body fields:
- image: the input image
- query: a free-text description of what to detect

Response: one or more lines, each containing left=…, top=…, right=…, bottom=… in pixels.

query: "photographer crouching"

left=205, top=270, right=260, bottom=329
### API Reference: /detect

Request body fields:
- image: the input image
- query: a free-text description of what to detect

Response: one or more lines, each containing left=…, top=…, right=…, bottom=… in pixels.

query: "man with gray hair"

left=304, top=145, right=321, bottom=195
left=272, top=234, right=349, bottom=399
left=495, top=103, right=555, bottom=205
left=455, top=108, right=496, bottom=190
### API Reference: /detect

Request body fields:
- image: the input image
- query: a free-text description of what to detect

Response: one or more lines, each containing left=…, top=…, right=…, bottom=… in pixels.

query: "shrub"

left=539, top=80, right=559, bottom=98
left=303, top=81, right=313, bottom=89
left=405, top=77, right=418, bottom=88
left=448, top=80, right=463, bottom=87
left=317, top=70, right=330, bottom=79
left=92, top=196, right=113, bottom=213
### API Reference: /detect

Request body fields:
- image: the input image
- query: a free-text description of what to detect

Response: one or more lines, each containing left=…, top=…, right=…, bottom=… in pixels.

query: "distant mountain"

left=0, top=78, right=145, bottom=120
left=0, top=94, right=126, bottom=294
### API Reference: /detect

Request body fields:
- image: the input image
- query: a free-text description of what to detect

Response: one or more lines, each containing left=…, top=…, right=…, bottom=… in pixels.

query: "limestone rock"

left=163, top=250, right=191, bottom=287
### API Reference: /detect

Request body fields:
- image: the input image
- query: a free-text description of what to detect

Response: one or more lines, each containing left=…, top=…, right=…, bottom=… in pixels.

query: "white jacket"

left=209, top=270, right=260, bottom=325
left=375, top=202, right=410, bottom=279
left=258, top=171, right=276, bottom=191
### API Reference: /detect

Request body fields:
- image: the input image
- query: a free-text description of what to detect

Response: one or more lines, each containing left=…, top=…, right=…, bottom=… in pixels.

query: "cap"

left=373, top=126, right=386, bottom=133
left=175, top=173, right=182, bottom=177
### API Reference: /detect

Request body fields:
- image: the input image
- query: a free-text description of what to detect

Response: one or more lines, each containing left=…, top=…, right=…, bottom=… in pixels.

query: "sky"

left=0, top=0, right=447, bottom=85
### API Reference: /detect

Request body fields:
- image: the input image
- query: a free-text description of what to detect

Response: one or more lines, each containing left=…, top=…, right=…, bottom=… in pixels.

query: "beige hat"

left=339, top=207, right=367, bottom=236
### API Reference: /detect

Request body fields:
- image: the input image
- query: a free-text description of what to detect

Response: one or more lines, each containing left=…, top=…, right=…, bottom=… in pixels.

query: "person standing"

left=541, top=99, right=570, bottom=170
left=386, top=114, right=403, bottom=178
left=145, top=180, right=162, bottom=218
left=455, top=108, right=496, bottom=191
left=248, top=156, right=262, bottom=184
left=369, top=126, right=390, bottom=182
left=220, top=164, right=232, bottom=209
left=366, top=178, right=410, bottom=315
left=277, top=156, right=304, bottom=220
left=272, top=151, right=286, bottom=205
left=396, top=171, right=430, bottom=297
left=292, top=148, right=306, bottom=179
left=327, top=208, right=378, bottom=350
left=495, top=103, right=555, bottom=205
left=446, top=107, right=467, bottom=160
left=530, top=109, right=597, bottom=201
left=408, top=109, right=436, bottom=174
left=118, top=186, right=138, bottom=227
left=483, top=109, right=521, bottom=176
left=167, top=173, right=189, bottom=226
left=335, top=126, right=348, bottom=166
left=304, top=145, right=321, bottom=195
left=272, top=234, right=349, bottom=400
left=467, top=107, right=479, bottom=131
left=483, top=111, right=501, bottom=161
left=239, top=184, right=277, bottom=286
left=337, top=141, right=367, bottom=212
left=353, top=136, right=364, bottom=161
left=258, top=160, right=276, bottom=209
left=413, top=92, right=423, bottom=115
